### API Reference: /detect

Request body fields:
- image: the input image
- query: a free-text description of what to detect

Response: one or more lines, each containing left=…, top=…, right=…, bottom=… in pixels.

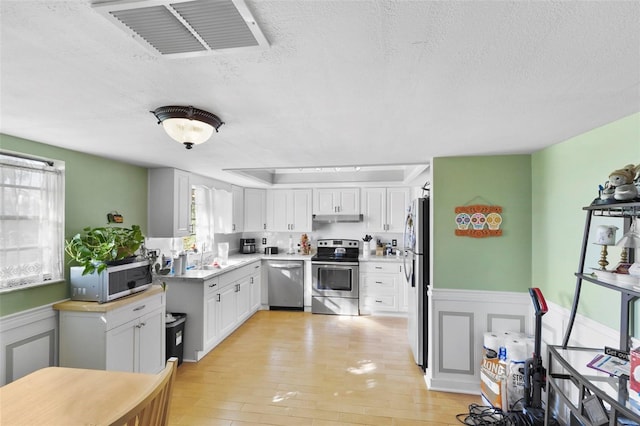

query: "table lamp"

left=616, top=217, right=640, bottom=265
left=595, top=225, right=618, bottom=270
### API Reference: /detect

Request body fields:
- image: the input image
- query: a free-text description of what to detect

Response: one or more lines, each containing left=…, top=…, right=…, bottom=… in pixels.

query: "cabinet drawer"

left=363, top=295, right=398, bottom=311
left=218, top=262, right=257, bottom=287
left=204, top=278, right=219, bottom=294
left=362, top=275, right=397, bottom=293
left=360, top=262, right=402, bottom=274
left=106, top=292, right=164, bottom=330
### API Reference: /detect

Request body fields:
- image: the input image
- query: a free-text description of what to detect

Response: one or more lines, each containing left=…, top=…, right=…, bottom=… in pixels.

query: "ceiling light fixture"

left=151, top=106, right=224, bottom=149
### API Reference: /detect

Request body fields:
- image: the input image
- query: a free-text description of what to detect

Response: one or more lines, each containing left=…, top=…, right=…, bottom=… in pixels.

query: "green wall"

left=0, top=134, right=148, bottom=316
left=432, top=155, right=532, bottom=291
left=532, top=112, right=640, bottom=329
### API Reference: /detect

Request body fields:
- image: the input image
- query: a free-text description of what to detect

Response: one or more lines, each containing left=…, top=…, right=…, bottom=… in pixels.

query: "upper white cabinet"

left=213, top=188, right=233, bottom=234
left=232, top=185, right=244, bottom=233
left=313, top=188, right=360, bottom=215
left=148, top=168, right=192, bottom=237
left=361, top=187, right=410, bottom=232
left=244, top=188, right=266, bottom=232
left=266, top=189, right=312, bottom=232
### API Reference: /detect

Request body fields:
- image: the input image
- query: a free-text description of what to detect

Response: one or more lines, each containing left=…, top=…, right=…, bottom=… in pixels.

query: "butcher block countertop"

left=52, top=284, right=164, bottom=312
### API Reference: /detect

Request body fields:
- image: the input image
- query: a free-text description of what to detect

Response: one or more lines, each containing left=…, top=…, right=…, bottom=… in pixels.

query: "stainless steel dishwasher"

left=266, top=260, right=304, bottom=310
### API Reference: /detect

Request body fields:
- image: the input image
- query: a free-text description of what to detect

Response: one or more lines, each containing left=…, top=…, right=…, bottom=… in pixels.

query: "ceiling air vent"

left=92, top=0, right=269, bottom=58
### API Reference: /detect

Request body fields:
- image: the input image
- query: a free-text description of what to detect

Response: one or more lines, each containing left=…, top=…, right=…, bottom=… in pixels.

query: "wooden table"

left=0, top=366, right=160, bottom=425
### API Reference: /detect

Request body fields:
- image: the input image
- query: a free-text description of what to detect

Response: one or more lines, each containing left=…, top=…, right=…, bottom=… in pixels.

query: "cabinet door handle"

left=217, top=294, right=221, bottom=302
left=375, top=281, right=383, bottom=284
left=375, top=266, right=383, bottom=270
left=209, top=282, right=216, bottom=288
left=263, top=223, right=267, bottom=230
left=250, top=277, right=254, bottom=284
left=136, top=322, right=146, bottom=328
left=254, top=265, right=260, bottom=269
left=233, top=224, right=236, bottom=231
left=375, top=300, right=382, bottom=303
left=133, top=305, right=146, bottom=311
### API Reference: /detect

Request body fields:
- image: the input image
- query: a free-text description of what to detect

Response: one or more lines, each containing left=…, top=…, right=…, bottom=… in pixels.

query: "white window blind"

left=0, top=153, right=65, bottom=291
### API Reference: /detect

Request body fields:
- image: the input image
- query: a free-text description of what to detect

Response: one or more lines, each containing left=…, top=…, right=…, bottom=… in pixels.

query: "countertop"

left=162, top=254, right=262, bottom=282
left=53, top=285, right=164, bottom=312
left=161, top=252, right=404, bottom=283
left=161, top=253, right=313, bottom=282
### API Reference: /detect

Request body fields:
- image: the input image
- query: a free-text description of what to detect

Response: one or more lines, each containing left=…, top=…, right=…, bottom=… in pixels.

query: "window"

left=0, top=152, right=65, bottom=291
left=193, top=185, right=214, bottom=252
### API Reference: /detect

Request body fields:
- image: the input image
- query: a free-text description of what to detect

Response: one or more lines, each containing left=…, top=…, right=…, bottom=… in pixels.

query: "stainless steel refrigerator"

left=403, top=197, right=429, bottom=370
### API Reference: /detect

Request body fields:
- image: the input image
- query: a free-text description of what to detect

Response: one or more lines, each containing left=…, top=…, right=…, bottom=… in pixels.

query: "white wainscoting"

left=0, top=303, right=60, bottom=385
left=426, top=288, right=618, bottom=395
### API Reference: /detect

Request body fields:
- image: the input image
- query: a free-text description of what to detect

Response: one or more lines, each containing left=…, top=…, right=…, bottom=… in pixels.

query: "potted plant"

left=65, top=225, right=145, bottom=275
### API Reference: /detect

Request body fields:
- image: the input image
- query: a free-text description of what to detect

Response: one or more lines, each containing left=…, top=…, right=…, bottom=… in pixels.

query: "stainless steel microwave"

left=70, top=259, right=152, bottom=303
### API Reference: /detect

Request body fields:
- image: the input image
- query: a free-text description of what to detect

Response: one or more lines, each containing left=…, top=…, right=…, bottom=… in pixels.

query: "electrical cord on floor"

left=455, top=403, right=545, bottom=426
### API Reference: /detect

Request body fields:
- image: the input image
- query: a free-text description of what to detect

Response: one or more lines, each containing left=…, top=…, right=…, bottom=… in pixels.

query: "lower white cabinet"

left=55, top=286, right=166, bottom=374
left=165, top=259, right=261, bottom=362
left=204, top=279, right=220, bottom=350
left=250, top=264, right=261, bottom=312
left=218, top=282, right=238, bottom=338
left=359, top=261, right=407, bottom=314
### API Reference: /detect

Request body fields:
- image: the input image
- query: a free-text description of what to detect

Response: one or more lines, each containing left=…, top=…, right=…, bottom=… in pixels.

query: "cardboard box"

left=481, top=355, right=507, bottom=409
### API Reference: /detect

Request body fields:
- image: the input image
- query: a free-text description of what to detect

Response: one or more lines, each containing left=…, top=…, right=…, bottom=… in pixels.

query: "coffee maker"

left=240, top=238, right=256, bottom=254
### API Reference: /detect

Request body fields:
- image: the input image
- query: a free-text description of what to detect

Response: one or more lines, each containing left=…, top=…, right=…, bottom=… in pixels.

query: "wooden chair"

left=110, top=357, right=178, bottom=426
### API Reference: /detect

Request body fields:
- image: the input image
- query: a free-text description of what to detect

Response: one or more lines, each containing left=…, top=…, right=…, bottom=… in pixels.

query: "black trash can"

left=165, top=312, right=186, bottom=365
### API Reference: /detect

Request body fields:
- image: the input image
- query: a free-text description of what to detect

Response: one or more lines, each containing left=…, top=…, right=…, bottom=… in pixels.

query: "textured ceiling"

left=1, top=0, right=639, bottom=186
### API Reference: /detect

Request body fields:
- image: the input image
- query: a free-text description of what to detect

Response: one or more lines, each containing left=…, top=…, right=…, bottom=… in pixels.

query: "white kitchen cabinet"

left=204, top=278, right=220, bottom=350
left=213, top=188, right=233, bottom=234
left=249, top=263, right=261, bottom=312
left=55, top=287, right=166, bottom=374
left=313, top=188, right=360, bottom=215
left=148, top=168, right=192, bottom=237
left=236, top=277, right=252, bottom=323
left=359, top=261, right=407, bottom=314
left=164, top=259, right=262, bottom=362
left=244, top=188, right=266, bottom=231
left=217, top=283, right=237, bottom=338
left=361, top=187, right=410, bottom=232
left=232, top=185, right=244, bottom=233
left=386, top=187, right=410, bottom=232
left=106, top=305, right=165, bottom=374
left=266, top=189, right=312, bottom=232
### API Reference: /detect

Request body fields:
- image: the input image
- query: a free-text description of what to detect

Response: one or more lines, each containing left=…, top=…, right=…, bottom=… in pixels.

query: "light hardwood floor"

left=169, top=310, right=480, bottom=425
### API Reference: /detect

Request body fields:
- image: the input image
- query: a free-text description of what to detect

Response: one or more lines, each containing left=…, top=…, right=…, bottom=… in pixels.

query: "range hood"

left=312, top=214, right=363, bottom=223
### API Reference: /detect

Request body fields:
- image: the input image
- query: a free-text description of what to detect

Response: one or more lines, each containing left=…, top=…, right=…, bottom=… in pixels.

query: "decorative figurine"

left=596, top=164, right=639, bottom=203
left=610, top=164, right=639, bottom=201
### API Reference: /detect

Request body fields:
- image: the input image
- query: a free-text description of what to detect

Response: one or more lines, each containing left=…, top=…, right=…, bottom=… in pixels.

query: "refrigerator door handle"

left=403, top=211, right=412, bottom=284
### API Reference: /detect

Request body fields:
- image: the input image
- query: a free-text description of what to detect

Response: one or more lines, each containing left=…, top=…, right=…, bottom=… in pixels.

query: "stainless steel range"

left=311, top=239, right=359, bottom=315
